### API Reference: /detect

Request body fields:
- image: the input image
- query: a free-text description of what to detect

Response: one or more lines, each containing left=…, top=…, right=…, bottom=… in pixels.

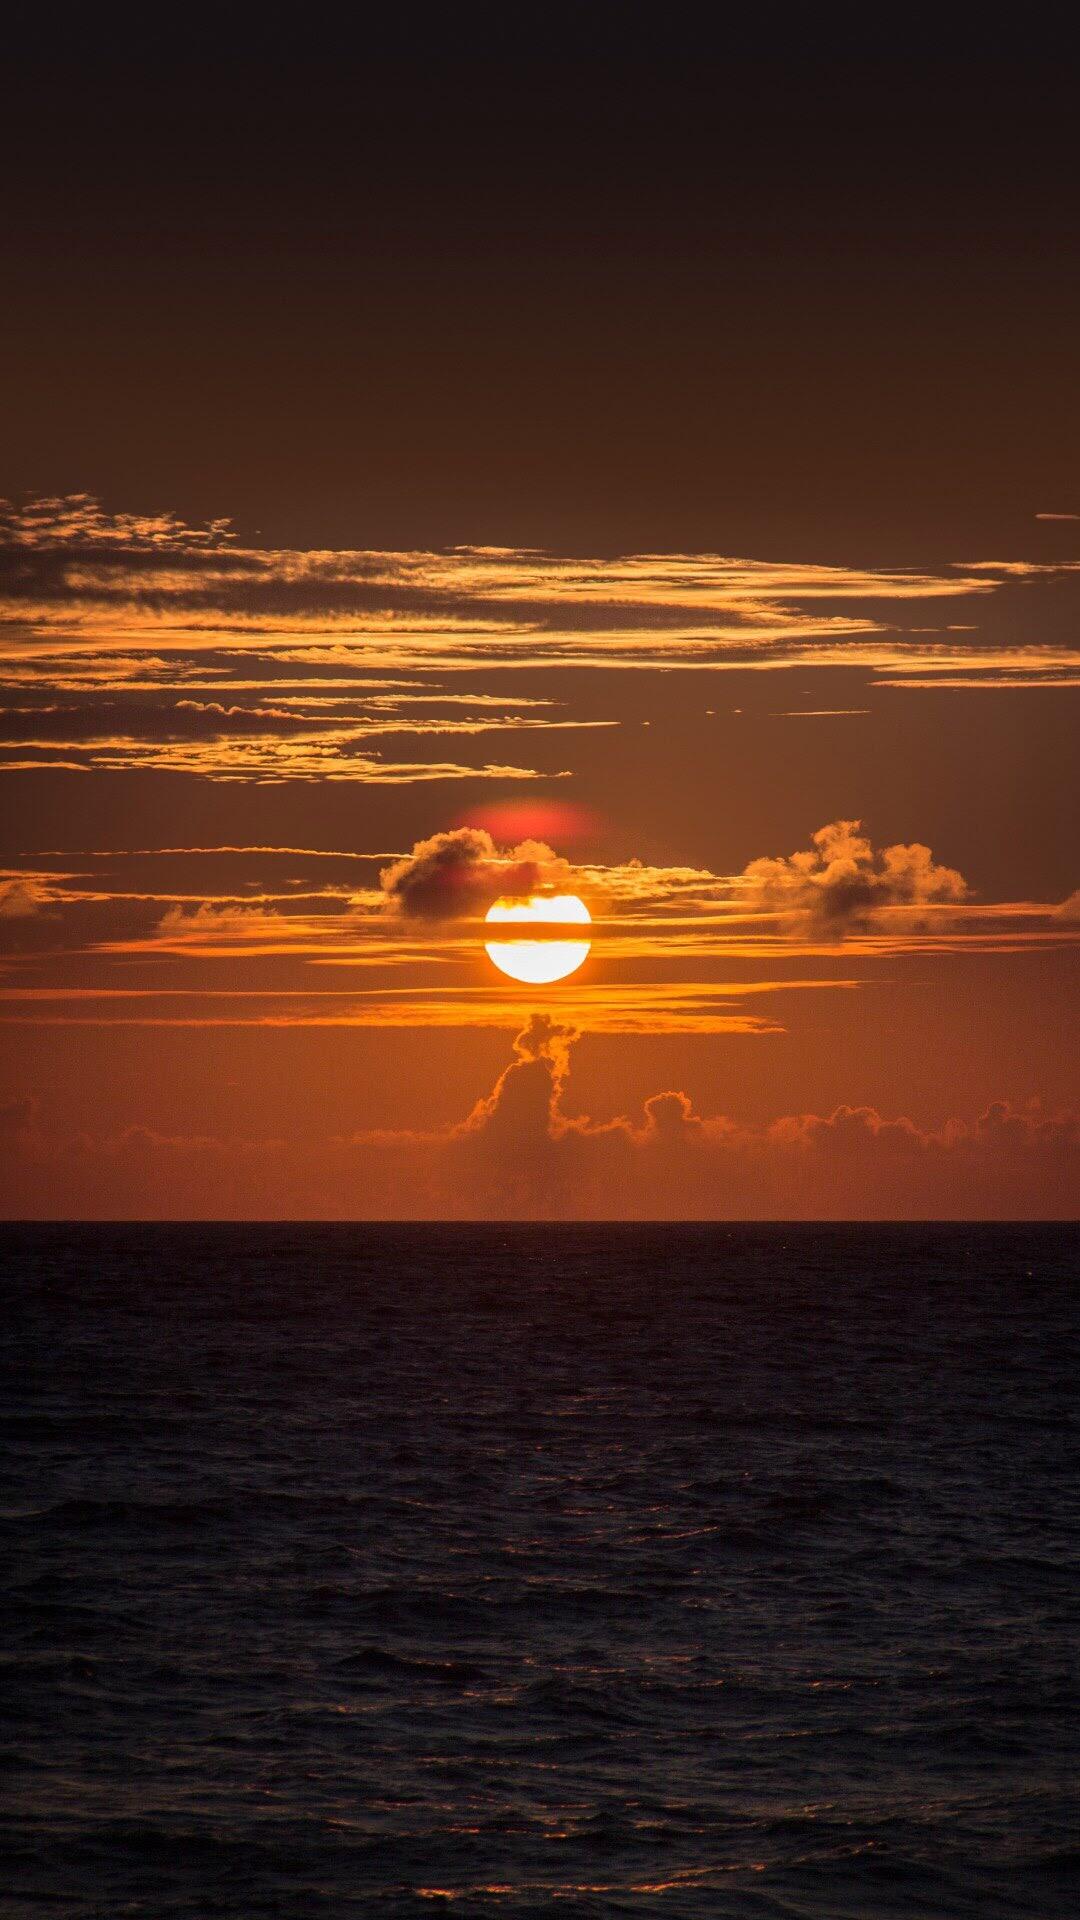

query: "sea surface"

left=1, top=1223, right=1078, bottom=1918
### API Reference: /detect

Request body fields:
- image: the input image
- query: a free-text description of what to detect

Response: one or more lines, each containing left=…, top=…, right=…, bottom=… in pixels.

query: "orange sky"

left=1, top=499, right=1077, bottom=1216
left=2, top=47, right=1078, bottom=1214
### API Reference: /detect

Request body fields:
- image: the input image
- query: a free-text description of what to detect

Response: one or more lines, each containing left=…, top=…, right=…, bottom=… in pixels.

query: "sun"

left=484, top=893, right=591, bottom=984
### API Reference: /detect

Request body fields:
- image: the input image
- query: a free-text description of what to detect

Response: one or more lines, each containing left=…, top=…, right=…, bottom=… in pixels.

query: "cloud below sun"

left=4, top=1011, right=1076, bottom=1220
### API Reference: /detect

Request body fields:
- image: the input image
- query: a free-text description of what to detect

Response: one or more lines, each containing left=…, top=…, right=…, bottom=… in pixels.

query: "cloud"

left=0, top=700, right=314, bottom=740
left=0, top=980, right=819, bottom=1038
left=437, top=1013, right=582, bottom=1212
left=741, top=820, right=969, bottom=930
left=0, top=731, right=559, bottom=784
left=0, top=698, right=610, bottom=744
left=460, top=1011, right=576, bottom=1132
left=0, top=496, right=1076, bottom=818
left=2, top=815, right=1072, bottom=997
left=4, top=1021, right=1076, bottom=1219
left=379, top=828, right=572, bottom=920
left=0, top=493, right=235, bottom=550
left=5, top=492, right=1077, bottom=694
left=0, top=878, right=50, bottom=918
left=371, top=1021, right=1080, bottom=1220
left=1054, top=889, right=1080, bottom=922
left=155, top=901, right=288, bottom=938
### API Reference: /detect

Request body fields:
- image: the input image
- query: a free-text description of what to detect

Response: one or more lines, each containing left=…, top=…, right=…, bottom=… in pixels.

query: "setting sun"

left=484, top=893, right=592, bottom=984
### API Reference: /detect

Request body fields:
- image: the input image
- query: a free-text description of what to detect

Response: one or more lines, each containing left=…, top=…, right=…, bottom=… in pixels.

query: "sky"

left=2, top=37, right=1077, bottom=1216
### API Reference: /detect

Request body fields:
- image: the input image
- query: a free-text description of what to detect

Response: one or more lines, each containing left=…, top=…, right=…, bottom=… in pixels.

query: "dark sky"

left=4, top=39, right=1078, bottom=555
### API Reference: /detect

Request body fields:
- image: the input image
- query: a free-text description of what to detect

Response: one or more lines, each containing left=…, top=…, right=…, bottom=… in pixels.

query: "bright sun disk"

left=484, top=893, right=591, bottom=984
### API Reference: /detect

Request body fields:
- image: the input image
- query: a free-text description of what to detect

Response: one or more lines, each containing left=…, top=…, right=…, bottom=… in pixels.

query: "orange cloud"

left=0, top=493, right=235, bottom=549
left=5, top=493, right=1078, bottom=704
left=4, top=1018, right=1076, bottom=1219
left=0, top=877, right=52, bottom=918
left=741, top=820, right=969, bottom=931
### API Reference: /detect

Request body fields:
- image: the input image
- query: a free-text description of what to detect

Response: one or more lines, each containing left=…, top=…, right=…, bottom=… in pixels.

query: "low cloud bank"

left=4, top=1017, right=1075, bottom=1219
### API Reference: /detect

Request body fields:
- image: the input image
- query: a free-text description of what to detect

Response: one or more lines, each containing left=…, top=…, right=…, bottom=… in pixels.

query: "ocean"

left=2, top=1223, right=1077, bottom=1917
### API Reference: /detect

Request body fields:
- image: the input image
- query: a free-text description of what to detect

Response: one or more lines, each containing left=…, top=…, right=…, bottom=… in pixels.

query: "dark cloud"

left=379, top=828, right=571, bottom=920
left=742, top=820, right=969, bottom=930
left=437, top=1024, right=1079, bottom=1219
left=6, top=1021, right=1074, bottom=1219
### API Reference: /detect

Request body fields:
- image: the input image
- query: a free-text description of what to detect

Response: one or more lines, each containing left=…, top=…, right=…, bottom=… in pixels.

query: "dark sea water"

left=1, top=1223, right=1078, bottom=1919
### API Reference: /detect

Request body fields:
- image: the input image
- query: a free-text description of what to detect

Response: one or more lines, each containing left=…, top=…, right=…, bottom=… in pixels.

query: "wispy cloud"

left=0, top=981, right=807, bottom=1037
left=3, top=497, right=1078, bottom=764
left=2, top=826, right=1077, bottom=1037
left=0, top=494, right=235, bottom=549
left=0, top=724, right=595, bottom=784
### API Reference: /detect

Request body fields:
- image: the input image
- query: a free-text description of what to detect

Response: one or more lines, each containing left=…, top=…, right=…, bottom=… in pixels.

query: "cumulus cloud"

left=4, top=1020, right=1076, bottom=1218
left=379, top=828, right=572, bottom=920
left=460, top=1012, right=577, bottom=1138
left=419, top=1022, right=1077, bottom=1219
left=741, top=819, right=969, bottom=930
